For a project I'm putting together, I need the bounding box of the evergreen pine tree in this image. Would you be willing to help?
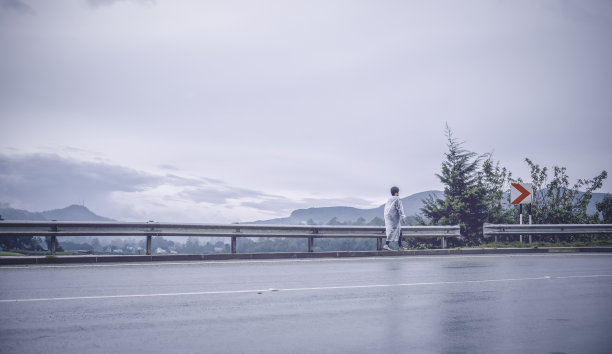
[419,125,513,245]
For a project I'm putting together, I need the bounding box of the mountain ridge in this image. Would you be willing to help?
[0,204,114,222]
[250,190,445,225]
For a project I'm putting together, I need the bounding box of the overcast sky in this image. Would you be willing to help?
[1,0,611,223]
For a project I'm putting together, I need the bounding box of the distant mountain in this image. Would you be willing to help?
[41,205,114,221]
[0,204,114,222]
[571,191,606,215]
[1,188,607,225]
[250,190,445,225]
[0,205,46,221]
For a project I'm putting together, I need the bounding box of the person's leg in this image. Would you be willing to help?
[385,229,391,247]
[384,223,398,250]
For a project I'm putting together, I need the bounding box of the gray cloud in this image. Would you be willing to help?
[1,0,35,15]
[164,174,212,188]
[242,196,378,214]
[0,153,294,221]
[0,154,164,210]
[159,164,178,171]
[178,186,274,205]
[0,154,239,207]
[177,188,239,205]
[87,0,155,7]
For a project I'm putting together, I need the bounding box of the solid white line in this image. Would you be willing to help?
[1,252,610,270]
[0,289,259,303]
[5,274,610,304]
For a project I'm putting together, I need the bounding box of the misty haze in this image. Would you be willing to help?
[1,1,612,353]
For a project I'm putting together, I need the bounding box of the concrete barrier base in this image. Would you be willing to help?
[1,247,611,265]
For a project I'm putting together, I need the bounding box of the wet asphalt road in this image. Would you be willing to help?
[1,253,611,354]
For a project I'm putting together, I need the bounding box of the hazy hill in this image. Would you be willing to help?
[0,205,46,221]
[41,205,114,221]
[251,190,445,225]
[0,204,117,248]
[0,204,113,222]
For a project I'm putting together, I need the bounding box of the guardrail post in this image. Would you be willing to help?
[50,235,57,255]
[146,235,152,255]
[231,228,240,253]
[529,214,533,244]
[377,237,382,250]
[146,220,156,255]
[308,228,318,253]
[50,222,58,255]
[441,236,446,249]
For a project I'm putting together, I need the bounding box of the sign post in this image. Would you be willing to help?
[511,183,533,244]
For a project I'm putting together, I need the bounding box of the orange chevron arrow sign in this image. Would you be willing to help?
[511,183,533,204]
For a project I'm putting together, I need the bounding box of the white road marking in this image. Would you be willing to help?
[1,252,610,270]
[553,274,612,280]
[1,274,610,303]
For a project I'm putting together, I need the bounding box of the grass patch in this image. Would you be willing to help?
[481,239,612,248]
[0,251,25,256]
[0,250,89,256]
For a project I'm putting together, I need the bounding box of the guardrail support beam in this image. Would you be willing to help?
[0,222,463,254]
[483,223,612,244]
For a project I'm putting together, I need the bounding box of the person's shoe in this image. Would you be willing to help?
[398,246,407,251]
[383,244,393,251]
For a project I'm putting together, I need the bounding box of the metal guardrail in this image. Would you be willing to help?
[483,223,612,243]
[0,221,462,255]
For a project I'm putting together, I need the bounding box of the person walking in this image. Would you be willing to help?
[383,186,407,251]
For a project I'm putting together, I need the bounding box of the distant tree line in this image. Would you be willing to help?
[312,216,416,226]
[310,216,384,226]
